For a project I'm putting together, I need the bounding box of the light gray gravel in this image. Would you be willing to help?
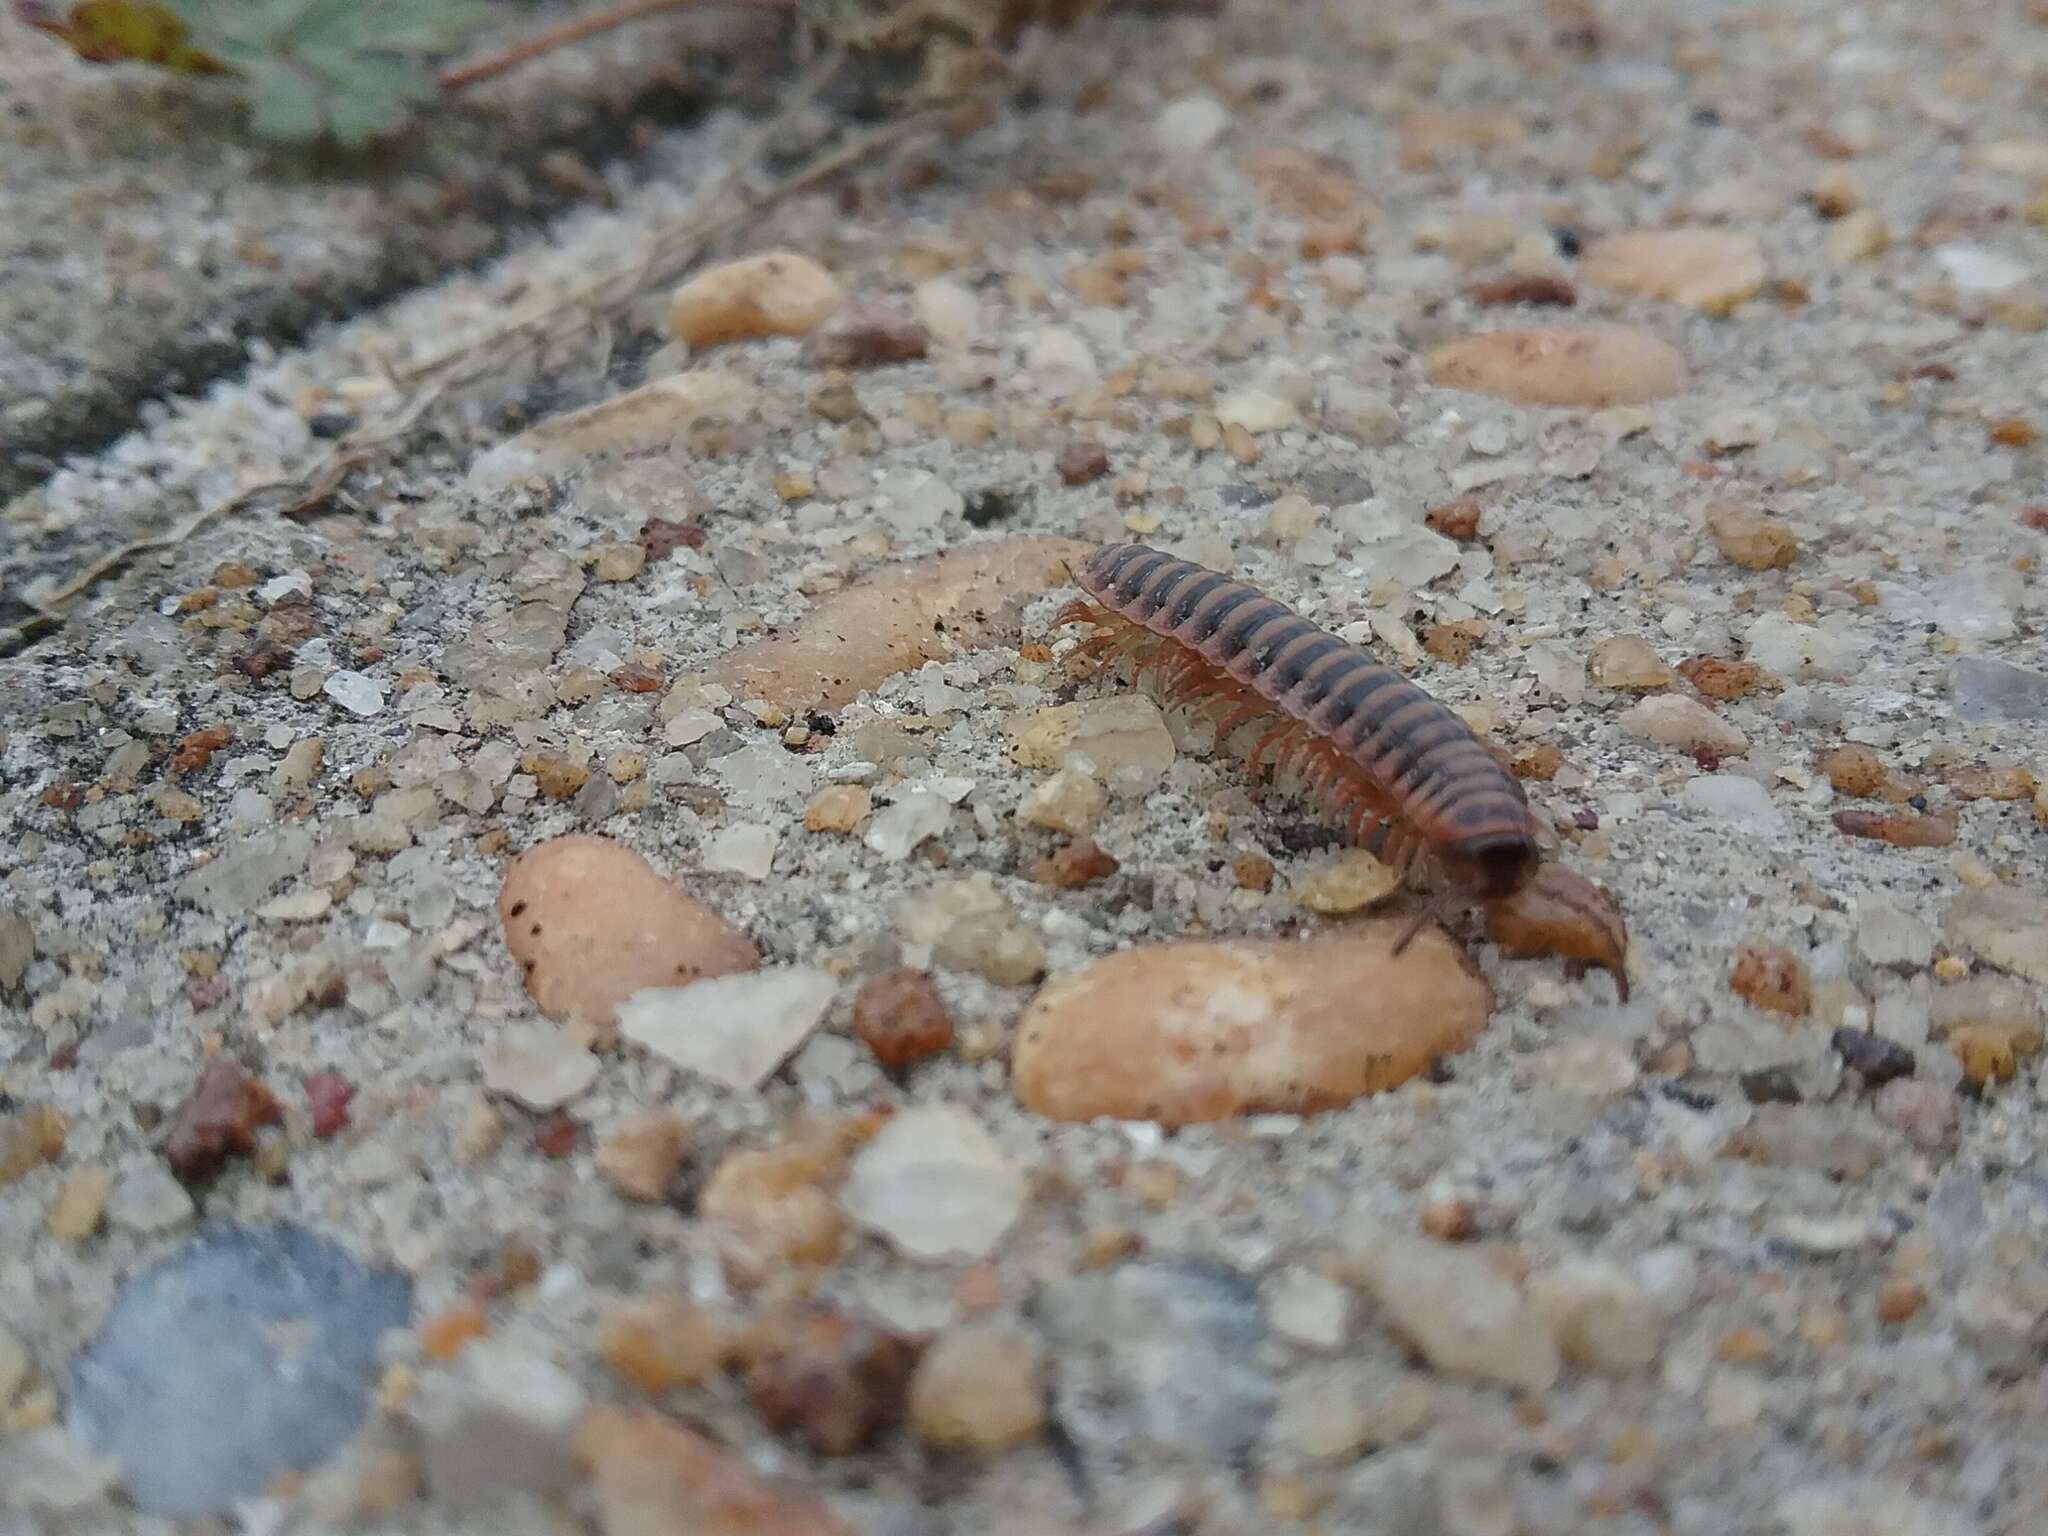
[2,1,2046,1533]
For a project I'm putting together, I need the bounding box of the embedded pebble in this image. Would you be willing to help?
[1154,94,1229,154]
[907,1324,1046,1453]
[593,1110,691,1202]
[1744,612,1864,679]
[864,789,953,862]
[1948,656,2048,722]
[1620,694,1749,755]
[1874,1079,1956,1151]
[1424,326,1687,407]
[482,1024,598,1111]
[1016,767,1106,834]
[414,1343,587,1511]
[1588,635,1673,690]
[1040,1258,1275,1459]
[1854,901,1936,969]
[1686,769,1786,826]
[838,1104,1027,1262]
[499,836,757,1024]
[1292,848,1402,914]
[1934,244,2030,294]
[703,823,778,880]
[712,536,1089,712]
[1706,503,1800,570]
[67,1224,411,1518]
[668,250,844,345]
[320,671,385,718]
[1943,887,2048,985]
[1343,1219,1560,1392]
[1581,228,1767,313]
[106,1161,196,1234]
[1527,1262,1662,1375]
[745,1303,920,1455]
[913,277,978,348]
[1216,388,1301,434]
[1007,695,1176,796]
[851,968,954,1072]
[1264,1266,1354,1351]
[492,371,757,463]
[618,966,836,1092]
[1012,922,1491,1125]
[578,1406,853,1536]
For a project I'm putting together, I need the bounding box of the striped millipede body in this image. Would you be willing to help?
[1055,542,1628,998]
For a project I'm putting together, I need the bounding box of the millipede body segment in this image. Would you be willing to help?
[1055,542,1628,997]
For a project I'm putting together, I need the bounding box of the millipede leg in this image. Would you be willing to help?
[1391,896,1445,955]
[1248,724,1298,777]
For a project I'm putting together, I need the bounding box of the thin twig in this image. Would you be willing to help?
[2,385,447,654]
[437,0,794,94]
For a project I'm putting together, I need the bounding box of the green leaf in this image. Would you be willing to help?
[166,0,487,143]
[244,63,329,141]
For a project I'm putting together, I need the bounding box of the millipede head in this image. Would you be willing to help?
[1437,831,1541,902]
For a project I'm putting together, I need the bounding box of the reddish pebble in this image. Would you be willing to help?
[533,1112,580,1158]
[1469,274,1577,307]
[639,517,707,561]
[1834,808,1958,848]
[1030,837,1121,890]
[1057,439,1111,486]
[1678,655,1768,701]
[612,660,666,693]
[305,1072,354,1138]
[1728,942,1811,1017]
[1424,497,1483,540]
[744,1304,923,1456]
[851,969,954,1072]
[420,1299,489,1361]
[803,311,930,369]
[163,1058,283,1181]
[170,725,233,776]
[1876,1278,1927,1324]
[1419,1199,1478,1241]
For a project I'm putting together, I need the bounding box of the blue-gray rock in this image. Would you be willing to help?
[65,1223,412,1519]
[1038,1257,1276,1461]
[1949,656,2048,722]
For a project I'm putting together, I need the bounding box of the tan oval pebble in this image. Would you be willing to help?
[1581,228,1767,314]
[1012,922,1492,1126]
[669,251,845,347]
[512,371,755,460]
[1425,325,1686,408]
[712,535,1091,713]
[500,835,758,1025]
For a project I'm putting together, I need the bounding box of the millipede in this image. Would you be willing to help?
[1052,542,1630,998]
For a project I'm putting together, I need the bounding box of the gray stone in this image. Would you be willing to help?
[1854,899,1936,969]
[840,1104,1027,1263]
[1041,1258,1277,1460]
[104,1159,197,1235]
[1342,1219,1560,1393]
[412,1341,586,1511]
[66,1223,412,1519]
[1943,886,2048,985]
[0,905,32,990]
[174,825,314,916]
[482,1024,599,1111]
[618,965,836,1091]
[0,1428,119,1518]
[1948,656,2048,722]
